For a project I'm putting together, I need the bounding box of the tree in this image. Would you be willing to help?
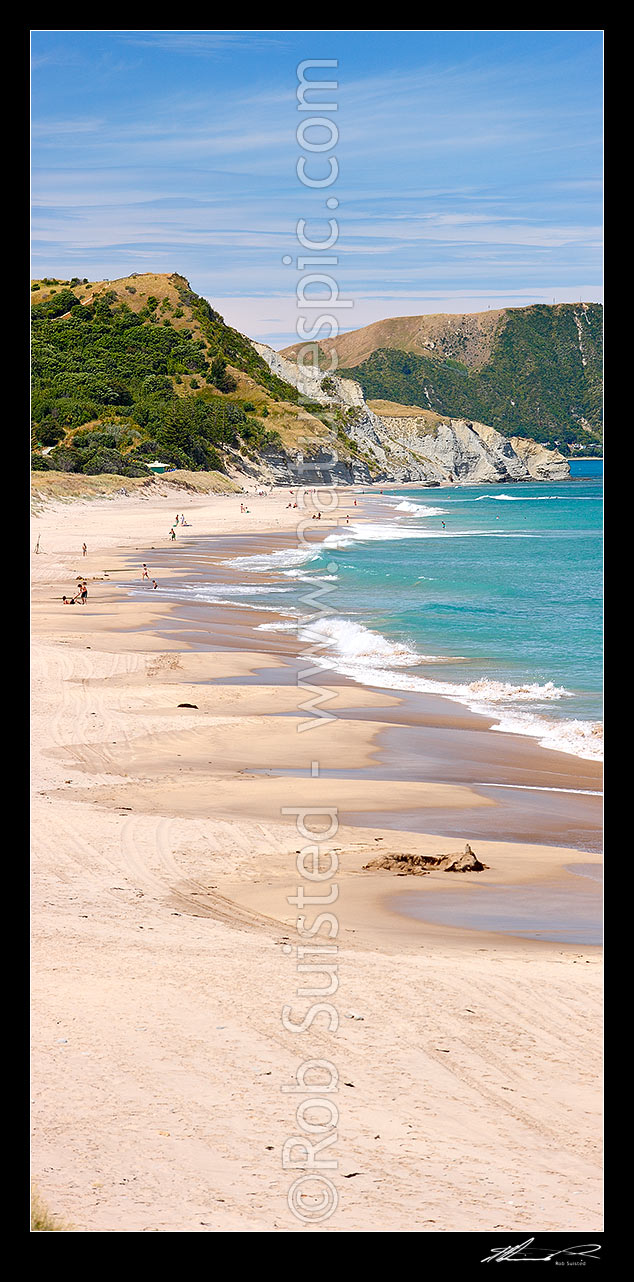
[210,355,237,393]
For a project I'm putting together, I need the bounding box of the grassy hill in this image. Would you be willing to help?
[282,303,603,450]
[31,272,344,478]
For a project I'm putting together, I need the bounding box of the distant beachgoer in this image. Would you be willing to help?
[82,543,87,557]
[174,515,179,525]
[142,564,149,579]
[152,580,158,590]
[62,596,75,605]
[441,521,446,528]
[170,528,176,540]
[79,582,88,604]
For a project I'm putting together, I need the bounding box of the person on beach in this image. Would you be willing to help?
[174,515,179,525]
[152,580,158,590]
[82,543,87,557]
[79,582,88,604]
[169,528,176,540]
[62,596,75,605]
[142,564,149,579]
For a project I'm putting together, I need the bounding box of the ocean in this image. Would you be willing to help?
[223,472,603,763]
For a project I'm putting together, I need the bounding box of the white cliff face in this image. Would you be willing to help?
[510,436,570,480]
[252,339,570,485]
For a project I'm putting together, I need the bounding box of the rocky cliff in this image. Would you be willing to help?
[252,341,569,485]
[280,302,603,452]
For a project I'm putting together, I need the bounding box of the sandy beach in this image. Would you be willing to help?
[30,483,603,1233]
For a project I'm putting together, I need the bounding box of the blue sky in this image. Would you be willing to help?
[31,29,603,348]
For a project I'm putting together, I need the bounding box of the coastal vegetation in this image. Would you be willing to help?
[31,273,300,477]
[31,1187,67,1232]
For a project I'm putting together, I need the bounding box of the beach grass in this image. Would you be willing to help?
[31,468,243,511]
[31,1187,68,1232]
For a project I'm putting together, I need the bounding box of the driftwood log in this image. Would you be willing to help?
[363,842,488,876]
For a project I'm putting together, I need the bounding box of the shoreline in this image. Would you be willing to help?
[31,482,603,1232]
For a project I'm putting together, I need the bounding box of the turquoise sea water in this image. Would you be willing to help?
[226,475,603,761]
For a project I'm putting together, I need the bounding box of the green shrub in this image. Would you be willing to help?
[31,451,52,470]
[47,445,81,472]
[36,423,66,447]
[31,288,79,320]
[73,430,118,450]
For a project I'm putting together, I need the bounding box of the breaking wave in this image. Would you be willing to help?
[298,616,602,761]
[392,500,448,516]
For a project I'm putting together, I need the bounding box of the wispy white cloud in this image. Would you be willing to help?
[118,31,288,55]
[30,30,602,341]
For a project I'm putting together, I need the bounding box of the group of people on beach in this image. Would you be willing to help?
[63,579,88,605]
[169,514,189,539]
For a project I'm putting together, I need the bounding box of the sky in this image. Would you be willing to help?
[31,29,603,348]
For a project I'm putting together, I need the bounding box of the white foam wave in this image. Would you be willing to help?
[299,617,602,761]
[226,546,320,572]
[256,620,300,632]
[299,617,422,667]
[488,709,603,760]
[464,677,571,704]
[187,583,293,598]
[282,569,338,581]
[474,493,560,502]
[393,500,448,516]
[323,522,539,545]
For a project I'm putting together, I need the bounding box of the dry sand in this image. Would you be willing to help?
[31,484,602,1233]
